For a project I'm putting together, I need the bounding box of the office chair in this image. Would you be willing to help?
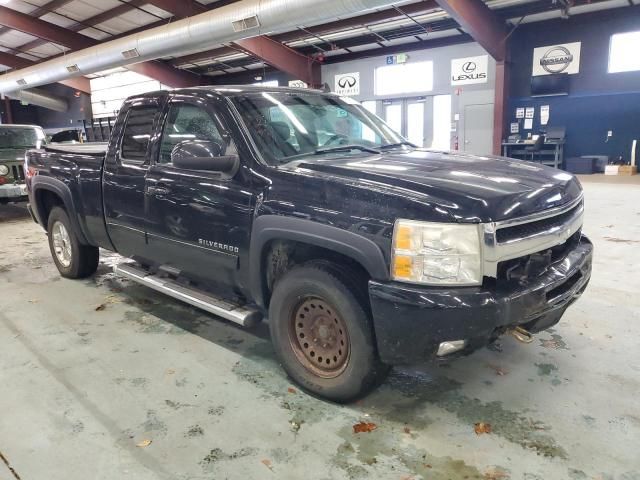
[525,134,545,162]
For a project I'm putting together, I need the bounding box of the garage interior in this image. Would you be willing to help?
[0,0,639,479]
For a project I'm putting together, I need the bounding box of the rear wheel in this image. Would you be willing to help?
[47,207,99,279]
[269,262,389,402]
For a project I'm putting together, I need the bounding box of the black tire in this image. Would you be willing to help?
[47,206,99,279]
[268,262,389,403]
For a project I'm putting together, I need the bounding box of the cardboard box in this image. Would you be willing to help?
[618,165,637,176]
[605,165,619,175]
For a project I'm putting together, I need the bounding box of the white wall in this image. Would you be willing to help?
[321,42,496,150]
[90,70,170,119]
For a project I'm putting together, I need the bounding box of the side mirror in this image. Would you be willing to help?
[171,140,239,173]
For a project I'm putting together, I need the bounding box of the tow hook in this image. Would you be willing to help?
[509,326,534,344]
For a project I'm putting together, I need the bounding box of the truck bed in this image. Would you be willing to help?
[44,143,108,156]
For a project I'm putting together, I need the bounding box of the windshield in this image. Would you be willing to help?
[232,92,407,165]
[0,127,46,149]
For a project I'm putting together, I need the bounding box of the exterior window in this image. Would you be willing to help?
[609,31,640,73]
[121,106,158,162]
[159,103,232,164]
[375,61,434,96]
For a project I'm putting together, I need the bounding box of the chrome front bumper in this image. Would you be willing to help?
[0,183,28,199]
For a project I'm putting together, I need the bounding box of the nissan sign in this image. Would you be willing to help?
[532,42,581,76]
[451,55,489,85]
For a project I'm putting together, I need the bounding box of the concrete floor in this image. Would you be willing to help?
[0,176,638,480]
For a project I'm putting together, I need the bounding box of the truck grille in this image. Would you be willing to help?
[11,165,25,181]
[496,200,583,243]
[482,195,584,279]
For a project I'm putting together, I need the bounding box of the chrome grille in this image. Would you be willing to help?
[482,195,584,278]
[11,165,25,181]
[496,200,583,244]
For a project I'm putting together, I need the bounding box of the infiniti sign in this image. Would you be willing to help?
[335,72,360,96]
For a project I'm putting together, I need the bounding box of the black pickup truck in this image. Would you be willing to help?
[26,86,592,402]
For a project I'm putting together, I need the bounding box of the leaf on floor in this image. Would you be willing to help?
[474,422,492,435]
[484,467,510,479]
[136,439,152,447]
[353,421,377,433]
[403,426,411,434]
[287,387,297,394]
[95,303,107,311]
[487,364,508,376]
[261,459,274,471]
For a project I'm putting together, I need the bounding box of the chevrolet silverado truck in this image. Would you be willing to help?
[0,124,46,203]
[25,86,592,402]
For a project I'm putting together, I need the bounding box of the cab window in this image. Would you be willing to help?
[120,106,158,162]
[159,103,234,164]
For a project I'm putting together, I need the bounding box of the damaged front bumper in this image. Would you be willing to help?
[368,235,593,365]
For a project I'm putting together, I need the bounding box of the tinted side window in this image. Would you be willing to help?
[159,104,230,164]
[121,106,158,162]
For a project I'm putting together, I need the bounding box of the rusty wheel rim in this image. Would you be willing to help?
[289,297,350,378]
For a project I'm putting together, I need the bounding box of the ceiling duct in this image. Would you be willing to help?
[5,89,69,112]
[0,0,398,95]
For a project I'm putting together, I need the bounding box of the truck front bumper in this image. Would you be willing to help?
[0,183,28,201]
[369,235,593,365]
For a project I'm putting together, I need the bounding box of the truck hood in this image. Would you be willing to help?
[290,149,582,223]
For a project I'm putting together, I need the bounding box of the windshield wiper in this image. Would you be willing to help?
[313,145,381,155]
[379,141,416,150]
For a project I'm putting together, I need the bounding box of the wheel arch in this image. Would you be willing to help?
[249,215,389,309]
[32,176,89,244]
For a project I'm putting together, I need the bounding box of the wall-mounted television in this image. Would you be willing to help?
[531,74,570,97]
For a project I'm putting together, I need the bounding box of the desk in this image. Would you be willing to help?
[502,141,565,169]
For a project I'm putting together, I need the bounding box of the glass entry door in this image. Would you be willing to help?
[381,98,429,147]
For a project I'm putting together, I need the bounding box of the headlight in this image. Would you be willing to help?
[0,165,8,176]
[391,220,482,286]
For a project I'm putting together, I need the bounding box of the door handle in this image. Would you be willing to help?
[146,185,170,196]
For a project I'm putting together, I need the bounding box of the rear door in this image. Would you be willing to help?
[144,94,255,290]
[103,96,165,260]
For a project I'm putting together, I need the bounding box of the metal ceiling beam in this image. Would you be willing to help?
[0,51,91,93]
[144,0,207,18]
[17,0,149,52]
[0,0,74,37]
[433,0,508,60]
[0,6,94,50]
[232,36,321,86]
[0,5,200,87]
[170,0,441,67]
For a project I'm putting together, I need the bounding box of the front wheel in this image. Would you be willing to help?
[47,206,99,279]
[268,263,389,402]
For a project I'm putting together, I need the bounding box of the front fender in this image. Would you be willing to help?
[249,215,389,308]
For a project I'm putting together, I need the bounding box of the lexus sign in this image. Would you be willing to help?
[334,72,360,96]
[451,55,489,85]
[532,42,581,76]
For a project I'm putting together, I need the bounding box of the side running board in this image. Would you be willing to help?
[114,263,262,328]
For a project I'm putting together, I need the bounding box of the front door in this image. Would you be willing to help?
[103,97,164,260]
[145,95,254,290]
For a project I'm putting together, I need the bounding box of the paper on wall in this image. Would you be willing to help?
[524,118,533,130]
[525,107,535,119]
[510,123,519,134]
[516,108,525,119]
[540,105,550,125]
